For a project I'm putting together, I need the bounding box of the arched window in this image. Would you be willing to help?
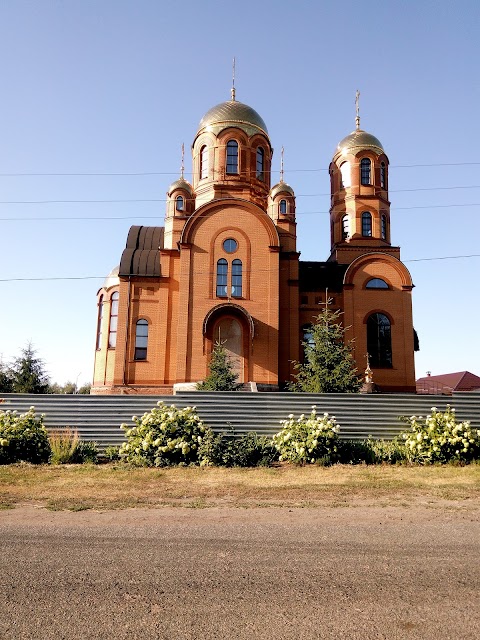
[226,140,238,174]
[108,292,119,348]
[362,211,372,237]
[200,145,208,180]
[360,158,371,185]
[96,295,104,350]
[380,162,387,189]
[216,259,228,297]
[381,214,387,240]
[342,214,349,240]
[279,199,287,214]
[367,313,392,367]
[175,195,184,212]
[231,259,242,298]
[134,319,148,361]
[366,278,389,289]
[256,146,264,180]
[340,161,351,188]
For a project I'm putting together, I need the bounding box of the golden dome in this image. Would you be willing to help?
[270,181,295,199]
[336,129,384,156]
[167,177,193,195]
[197,100,268,137]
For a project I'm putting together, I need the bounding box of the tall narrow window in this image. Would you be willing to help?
[342,214,349,240]
[279,199,287,214]
[367,313,392,367]
[108,292,119,348]
[175,195,184,211]
[216,259,228,297]
[380,161,387,189]
[362,211,372,237]
[256,146,264,180]
[226,140,238,174]
[200,145,208,180]
[134,319,148,361]
[381,214,387,240]
[360,158,371,185]
[231,259,242,298]
[96,295,104,350]
[340,161,351,188]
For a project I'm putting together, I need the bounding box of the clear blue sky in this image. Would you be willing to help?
[0,0,479,386]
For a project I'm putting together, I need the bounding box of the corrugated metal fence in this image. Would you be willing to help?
[1,391,479,449]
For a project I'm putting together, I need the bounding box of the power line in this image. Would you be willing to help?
[1,254,479,283]
[1,184,479,206]
[1,202,479,222]
[1,161,480,177]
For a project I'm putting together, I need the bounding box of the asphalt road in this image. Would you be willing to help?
[0,505,478,639]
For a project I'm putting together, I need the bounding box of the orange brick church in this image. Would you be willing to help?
[92,89,417,394]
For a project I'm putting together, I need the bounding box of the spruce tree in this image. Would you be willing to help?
[289,301,361,393]
[197,342,240,391]
[9,343,50,394]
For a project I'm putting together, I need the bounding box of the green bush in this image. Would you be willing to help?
[49,428,99,464]
[0,407,51,464]
[71,440,98,464]
[199,428,278,467]
[119,402,210,467]
[399,406,480,464]
[103,445,121,462]
[336,438,406,465]
[273,407,339,464]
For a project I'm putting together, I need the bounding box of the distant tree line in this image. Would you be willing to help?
[0,344,90,395]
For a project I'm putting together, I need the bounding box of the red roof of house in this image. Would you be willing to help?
[416,371,480,394]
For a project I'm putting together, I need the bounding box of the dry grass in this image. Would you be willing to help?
[0,463,479,511]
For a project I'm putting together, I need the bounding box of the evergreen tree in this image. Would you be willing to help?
[0,361,13,393]
[197,342,240,391]
[9,343,50,394]
[289,301,361,393]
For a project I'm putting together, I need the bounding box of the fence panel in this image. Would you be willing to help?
[1,392,479,449]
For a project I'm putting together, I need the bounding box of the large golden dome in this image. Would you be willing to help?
[197,100,268,137]
[336,129,384,156]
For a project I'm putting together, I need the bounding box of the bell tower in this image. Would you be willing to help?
[329,91,395,265]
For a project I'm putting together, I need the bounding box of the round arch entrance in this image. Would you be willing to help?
[203,304,254,384]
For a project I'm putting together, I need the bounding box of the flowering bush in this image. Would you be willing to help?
[0,407,51,464]
[273,407,339,464]
[119,402,210,466]
[400,406,480,464]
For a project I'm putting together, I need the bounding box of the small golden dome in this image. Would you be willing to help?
[167,177,193,195]
[270,181,295,199]
[336,129,384,156]
[197,100,268,137]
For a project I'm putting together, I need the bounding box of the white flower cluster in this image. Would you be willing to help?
[119,401,209,466]
[273,406,340,464]
[400,406,480,464]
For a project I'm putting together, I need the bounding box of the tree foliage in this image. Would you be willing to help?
[0,362,13,393]
[8,343,50,394]
[289,303,361,393]
[197,342,240,391]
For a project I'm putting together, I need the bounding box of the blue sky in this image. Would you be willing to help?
[0,0,479,386]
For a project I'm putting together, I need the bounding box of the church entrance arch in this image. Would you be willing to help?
[203,304,254,384]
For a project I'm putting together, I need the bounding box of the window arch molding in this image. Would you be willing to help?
[96,294,104,350]
[279,199,287,214]
[175,195,184,212]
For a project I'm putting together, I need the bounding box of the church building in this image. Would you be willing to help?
[92,89,417,394]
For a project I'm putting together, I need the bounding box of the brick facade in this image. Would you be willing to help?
[92,97,416,394]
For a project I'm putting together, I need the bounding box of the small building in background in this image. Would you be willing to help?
[416,371,480,395]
